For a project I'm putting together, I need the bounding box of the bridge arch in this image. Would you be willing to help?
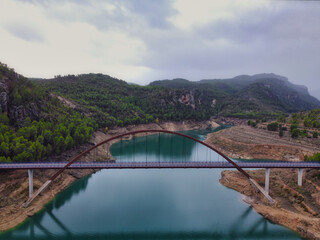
[25,129,269,208]
[49,129,251,181]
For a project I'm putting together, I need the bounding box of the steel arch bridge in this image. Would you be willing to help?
[22,129,273,207]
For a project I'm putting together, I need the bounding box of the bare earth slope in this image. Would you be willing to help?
[206,125,320,161]
[220,170,320,240]
[209,125,320,239]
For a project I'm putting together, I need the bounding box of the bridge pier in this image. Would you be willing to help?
[298,168,304,186]
[28,169,33,198]
[265,168,270,194]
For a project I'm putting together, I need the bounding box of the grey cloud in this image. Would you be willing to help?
[9,0,320,96]
[15,0,176,30]
[135,2,320,93]
[5,22,45,42]
[120,0,177,28]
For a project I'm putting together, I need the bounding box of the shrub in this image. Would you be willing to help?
[267,122,278,131]
[291,128,299,138]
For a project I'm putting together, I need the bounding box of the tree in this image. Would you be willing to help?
[291,128,299,138]
[267,122,278,131]
[277,115,286,123]
[65,135,74,149]
[0,113,9,125]
[279,124,284,137]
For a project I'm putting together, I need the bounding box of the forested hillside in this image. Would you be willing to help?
[151,74,320,118]
[38,73,320,127]
[36,74,218,127]
[2,61,319,163]
[0,63,97,163]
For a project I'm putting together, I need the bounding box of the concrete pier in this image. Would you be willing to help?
[298,168,304,186]
[28,169,33,198]
[265,168,270,194]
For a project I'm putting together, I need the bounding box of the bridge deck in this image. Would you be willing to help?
[1,161,320,169]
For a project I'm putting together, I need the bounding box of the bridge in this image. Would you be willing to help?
[1,161,320,169]
[1,129,319,207]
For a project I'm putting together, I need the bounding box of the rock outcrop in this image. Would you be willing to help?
[0,65,42,124]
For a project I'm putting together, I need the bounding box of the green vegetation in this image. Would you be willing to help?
[290,124,299,138]
[151,74,320,118]
[304,153,320,162]
[284,109,320,139]
[37,74,217,127]
[0,63,97,163]
[267,122,278,131]
[0,114,96,162]
[279,124,284,137]
[302,109,320,128]
[36,73,320,126]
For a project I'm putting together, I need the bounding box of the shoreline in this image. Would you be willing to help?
[220,170,320,240]
[0,119,219,232]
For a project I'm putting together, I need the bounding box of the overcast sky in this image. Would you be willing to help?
[0,0,319,98]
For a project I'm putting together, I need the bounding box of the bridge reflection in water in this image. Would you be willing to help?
[2,206,290,240]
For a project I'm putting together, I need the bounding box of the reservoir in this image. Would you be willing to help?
[0,129,303,239]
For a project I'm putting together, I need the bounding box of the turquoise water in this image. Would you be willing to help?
[0,129,303,239]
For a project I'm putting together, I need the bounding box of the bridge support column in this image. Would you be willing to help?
[265,168,270,194]
[28,169,33,198]
[298,168,304,187]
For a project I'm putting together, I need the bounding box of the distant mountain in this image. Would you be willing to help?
[150,73,320,117]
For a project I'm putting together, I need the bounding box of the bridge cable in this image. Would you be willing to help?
[145,133,147,163]
[183,137,186,162]
[133,134,136,162]
[206,147,208,162]
[170,134,173,162]
[120,137,123,162]
[193,142,196,162]
[158,133,161,163]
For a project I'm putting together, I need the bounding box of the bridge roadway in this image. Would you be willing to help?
[1,161,320,170]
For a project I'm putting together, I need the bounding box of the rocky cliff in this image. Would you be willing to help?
[0,63,43,124]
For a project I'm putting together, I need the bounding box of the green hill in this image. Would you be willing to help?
[36,74,218,127]
[151,73,320,118]
[2,62,319,163]
[0,63,96,163]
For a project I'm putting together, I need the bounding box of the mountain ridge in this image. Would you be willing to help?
[149,73,320,115]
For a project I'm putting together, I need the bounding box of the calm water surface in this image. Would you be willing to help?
[0,129,303,239]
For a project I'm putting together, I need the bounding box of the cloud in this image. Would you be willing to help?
[5,22,45,42]
[0,0,319,95]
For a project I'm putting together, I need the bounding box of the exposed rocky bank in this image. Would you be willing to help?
[220,170,320,240]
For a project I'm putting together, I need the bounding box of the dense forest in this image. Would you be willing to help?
[36,73,320,128]
[36,74,218,127]
[0,63,97,163]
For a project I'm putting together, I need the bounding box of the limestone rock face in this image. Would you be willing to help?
[0,76,10,114]
[0,74,42,124]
